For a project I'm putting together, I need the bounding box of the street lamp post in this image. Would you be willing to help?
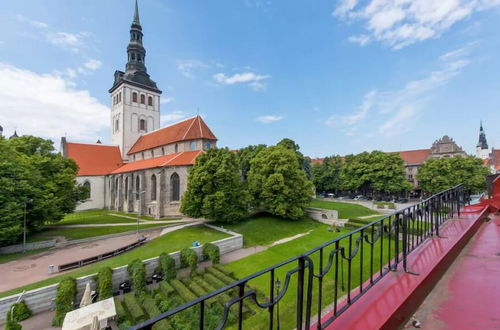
[275,278,281,329]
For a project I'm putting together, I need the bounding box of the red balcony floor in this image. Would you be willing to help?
[408,213,500,330]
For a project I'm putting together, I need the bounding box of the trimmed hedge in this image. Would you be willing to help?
[11,301,32,322]
[203,273,226,289]
[159,281,175,297]
[53,277,77,326]
[202,243,220,264]
[159,253,177,281]
[180,247,198,275]
[170,279,197,302]
[206,267,234,285]
[114,298,127,324]
[123,293,146,323]
[141,296,161,318]
[97,267,113,300]
[213,264,235,278]
[127,259,147,295]
[188,280,208,297]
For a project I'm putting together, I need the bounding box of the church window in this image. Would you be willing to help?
[125,177,129,200]
[190,141,196,151]
[148,96,153,106]
[132,92,138,103]
[118,92,121,103]
[162,147,165,155]
[151,150,154,158]
[140,94,145,104]
[115,118,119,132]
[151,175,157,200]
[137,54,142,62]
[175,144,178,153]
[135,176,140,200]
[131,53,136,61]
[170,172,180,201]
[139,119,146,131]
[83,181,91,199]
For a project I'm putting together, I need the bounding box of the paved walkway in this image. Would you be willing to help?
[47,219,193,228]
[407,214,500,330]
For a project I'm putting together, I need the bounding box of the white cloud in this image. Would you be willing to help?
[160,97,173,104]
[83,59,102,71]
[161,111,187,125]
[213,72,271,90]
[16,14,48,29]
[326,44,472,136]
[45,31,89,52]
[333,0,500,49]
[0,63,109,143]
[176,60,208,78]
[348,34,371,46]
[256,115,284,123]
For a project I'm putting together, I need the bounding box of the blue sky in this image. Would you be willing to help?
[1,0,499,157]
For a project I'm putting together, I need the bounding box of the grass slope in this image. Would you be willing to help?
[0,226,229,298]
[52,210,137,225]
[310,199,378,218]
[218,214,322,247]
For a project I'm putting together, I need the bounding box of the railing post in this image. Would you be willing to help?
[296,256,305,330]
[394,214,400,266]
[434,198,439,237]
[401,212,408,272]
[199,300,204,330]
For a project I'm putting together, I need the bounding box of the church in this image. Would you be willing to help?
[61,1,217,217]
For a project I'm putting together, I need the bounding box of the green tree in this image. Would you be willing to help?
[277,138,311,179]
[311,156,343,193]
[237,144,267,180]
[248,145,313,219]
[417,156,489,194]
[181,148,249,222]
[0,136,86,247]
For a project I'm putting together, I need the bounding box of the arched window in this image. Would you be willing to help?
[190,141,196,151]
[83,181,91,199]
[170,173,180,201]
[115,118,119,132]
[151,175,157,200]
[131,53,136,61]
[148,96,153,106]
[162,147,165,155]
[135,176,140,200]
[118,92,121,103]
[175,144,178,153]
[140,94,145,104]
[125,177,129,200]
[132,92,138,103]
[139,119,146,131]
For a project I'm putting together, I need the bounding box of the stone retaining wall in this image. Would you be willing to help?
[0,225,243,322]
[0,240,56,255]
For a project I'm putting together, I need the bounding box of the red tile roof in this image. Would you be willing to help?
[396,149,431,165]
[127,116,217,155]
[311,158,325,165]
[111,151,202,174]
[66,142,123,176]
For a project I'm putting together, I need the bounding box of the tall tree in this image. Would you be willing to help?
[277,138,311,179]
[0,136,85,247]
[237,144,267,180]
[181,148,249,223]
[312,155,343,193]
[248,146,313,219]
[417,156,489,194]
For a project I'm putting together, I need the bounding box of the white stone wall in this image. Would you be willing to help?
[129,138,216,161]
[75,176,106,211]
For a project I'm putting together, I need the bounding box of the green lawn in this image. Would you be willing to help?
[109,210,182,221]
[0,248,51,264]
[0,226,230,298]
[216,214,322,247]
[28,224,167,242]
[310,199,379,218]
[221,225,394,329]
[52,210,137,225]
[374,202,396,209]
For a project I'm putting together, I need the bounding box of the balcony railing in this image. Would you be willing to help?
[130,184,466,330]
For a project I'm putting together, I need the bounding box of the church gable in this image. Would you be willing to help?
[64,141,123,176]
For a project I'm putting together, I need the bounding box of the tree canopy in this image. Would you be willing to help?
[248,145,313,220]
[180,148,249,223]
[311,155,343,193]
[417,156,489,194]
[0,136,86,247]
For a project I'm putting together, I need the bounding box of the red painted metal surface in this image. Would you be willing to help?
[409,214,500,330]
[313,208,488,330]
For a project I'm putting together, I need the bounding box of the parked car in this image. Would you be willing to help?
[353,195,368,200]
[327,193,335,198]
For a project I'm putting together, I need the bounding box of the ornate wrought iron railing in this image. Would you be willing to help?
[130,184,465,330]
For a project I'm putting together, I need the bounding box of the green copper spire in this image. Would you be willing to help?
[133,0,140,25]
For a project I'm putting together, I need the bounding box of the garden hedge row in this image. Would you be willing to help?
[180,248,198,275]
[127,259,147,294]
[202,243,220,264]
[159,281,175,297]
[97,267,113,300]
[203,273,226,289]
[206,267,234,285]
[123,293,146,323]
[170,279,197,302]
[11,301,32,322]
[114,298,127,324]
[159,253,177,281]
[213,264,235,278]
[188,280,208,297]
[53,277,77,326]
[141,296,161,318]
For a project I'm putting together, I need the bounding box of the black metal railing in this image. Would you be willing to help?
[130,184,465,330]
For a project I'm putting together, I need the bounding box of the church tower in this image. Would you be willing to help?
[109,0,162,159]
[476,121,489,160]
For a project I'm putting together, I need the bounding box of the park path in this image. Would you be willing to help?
[47,219,194,228]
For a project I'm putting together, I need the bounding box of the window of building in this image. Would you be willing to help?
[113,96,116,105]
[115,118,119,132]
[132,92,138,103]
[118,92,121,103]
[204,142,212,150]
[141,152,144,159]
[162,147,165,155]
[140,94,145,104]
[151,150,154,158]
[83,181,91,199]
[148,96,153,106]
[175,144,178,153]
[190,141,196,151]
[132,53,136,61]
[125,177,129,200]
[139,119,146,131]
[151,175,157,201]
[170,173,180,201]
[135,176,140,200]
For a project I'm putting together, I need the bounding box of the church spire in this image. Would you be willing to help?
[477,120,488,150]
[126,0,146,73]
[133,0,140,25]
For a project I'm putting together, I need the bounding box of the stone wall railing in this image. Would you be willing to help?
[0,225,243,322]
[0,240,57,255]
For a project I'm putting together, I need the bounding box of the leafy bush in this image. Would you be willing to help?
[180,248,198,275]
[4,310,21,330]
[159,281,175,297]
[123,293,145,323]
[53,277,77,326]
[11,301,32,321]
[170,279,197,302]
[97,267,113,300]
[127,259,147,295]
[159,253,177,281]
[202,243,220,264]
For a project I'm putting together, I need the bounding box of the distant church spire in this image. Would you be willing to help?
[133,0,140,25]
[477,120,488,150]
[126,0,147,73]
